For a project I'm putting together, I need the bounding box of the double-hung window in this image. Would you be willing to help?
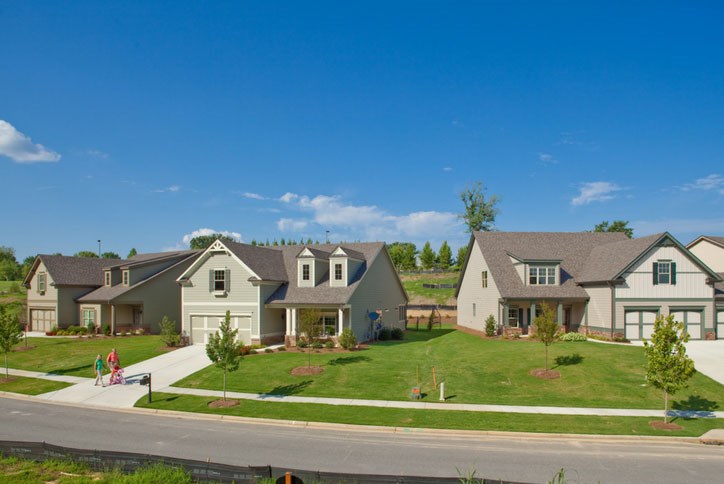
[508,306,519,327]
[104,271,111,286]
[302,264,310,281]
[82,309,95,327]
[213,269,226,291]
[38,273,46,293]
[653,261,675,285]
[529,266,556,285]
[334,263,343,281]
[481,270,488,288]
[122,270,129,286]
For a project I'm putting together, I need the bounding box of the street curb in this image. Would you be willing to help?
[3,391,715,445]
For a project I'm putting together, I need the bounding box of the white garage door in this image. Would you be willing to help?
[189,314,251,345]
[30,309,56,332]
[718,309,724,340]
[671,310,703,340]
[624,310,657,340]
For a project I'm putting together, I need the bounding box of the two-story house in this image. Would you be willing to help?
[24,250,199,333]
[687,235,724,337]
[456,232,722,340]
[176,240,408,345]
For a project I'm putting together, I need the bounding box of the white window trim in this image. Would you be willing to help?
[213,268,227,295]
[122,270,129,287]
[104,271,111,287]
[657,260,672,285]
[302,263,311,281]
[334,263,343,281]
[481,270,488,288]
[38,272,46,294]
[528,266,557,286]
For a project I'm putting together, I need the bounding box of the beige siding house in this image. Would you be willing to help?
[687,235,724,337]
[456,232,722,340]
[177,240,408,346]
[24,251,199,333]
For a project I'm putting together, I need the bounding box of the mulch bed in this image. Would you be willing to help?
[208,399,240,408]
[0,377,18,384]
[291,366,325,376]
[12,345,36,352]
[649,420,683,431]
[529,368,561,380]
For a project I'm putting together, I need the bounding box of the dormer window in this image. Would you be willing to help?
[104,271,111,286]
[334,263,343,281]
[529,266,556,285]
[122,270,129,286]
[302,264,310,281]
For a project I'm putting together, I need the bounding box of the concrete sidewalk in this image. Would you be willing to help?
[629,339,724,385]
[31,345,210,408]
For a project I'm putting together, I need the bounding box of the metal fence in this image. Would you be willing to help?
[421,283,458,289]
[0,440,529,483]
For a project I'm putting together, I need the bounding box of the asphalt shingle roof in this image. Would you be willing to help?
[577,233,665,283]
[472,232,630,299]
[38,255,124,286]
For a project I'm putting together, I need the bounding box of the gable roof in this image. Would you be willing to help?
[687,235,724,250]
[25,254,124,287]
[461,232,629,299]
[223,241,289,281]
[577,233,666,283]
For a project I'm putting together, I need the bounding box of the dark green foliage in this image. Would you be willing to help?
[378,327,391,341]
[420,242,436,270]
[101,252,120,259]
[338,328,357,350]
[0,309,22,377]
[532,302,559,370]
[485,314,497,337]
[387,242,418,271]
[189,234,237,250]
[102,323,111,336]
[593,220,633,238]
[437,241,453,270]
[127,247,138,258]
[0,246,21,281]
[391,327,404,340]
[459,181,500,233]
[74,251,99,258]
[206,310,242,400]
[324,339,335,348]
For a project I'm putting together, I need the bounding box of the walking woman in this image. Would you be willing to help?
[94,354,105,386]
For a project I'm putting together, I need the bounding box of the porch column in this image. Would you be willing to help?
[530,301,536,325]
[291,308,298,335]
[338,308,344,336]
[111,304,116,335]
[503,303,509,327]
[285,308,292,335]
[557,302,563,325]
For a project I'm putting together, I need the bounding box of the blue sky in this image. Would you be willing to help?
[2,1,723,261]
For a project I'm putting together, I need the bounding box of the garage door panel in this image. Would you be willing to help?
[718,310,724,339]
[30,309,56,332]
[190,314,251,345]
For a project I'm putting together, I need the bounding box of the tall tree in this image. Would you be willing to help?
[593,220,633,238]
[455,246,468,271]
[205,310,242,401]
[437,241,453,270]
[459,181,500,233]
[101,252,120,259]
[532,302,559,371]
[0,310,22,379]
[0,247,20,281]
[21,255,36,279]
[127,248,138,258]
[298,308,322,368]
[189,234,238,250]
[419,242,436,270]
[387,242,417,271]
[73,251,98,258]
[643,315,696,423]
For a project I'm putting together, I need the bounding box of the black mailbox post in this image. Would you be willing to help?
[140,373,151,403]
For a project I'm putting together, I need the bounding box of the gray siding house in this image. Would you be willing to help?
[456,232,722,340]
[24,251,199,333]
[176,240,408,346]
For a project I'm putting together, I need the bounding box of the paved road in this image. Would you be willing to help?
[1,398,722,483]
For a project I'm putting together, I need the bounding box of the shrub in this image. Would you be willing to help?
[485,314,497,337]
[338,328,357,350]
[249,349,258,355]
[311,341,323,349]
[378,327,391,341]
[559,332,587,342]
[158,316,180,347]
[297,339,309,349]
[56,330,67,336]
[277,346,286,352]
[102,323,111,336]
[8,282,21,293]
[86,321,96,337]
[66,325,87,335]
[390,327,404,340]
[324,339,335,349]
[264,348,274,353]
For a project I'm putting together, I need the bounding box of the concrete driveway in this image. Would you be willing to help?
[685,340,724,385]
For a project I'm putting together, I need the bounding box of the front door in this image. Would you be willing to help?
[133,307,143,328]
[564,307,572,332]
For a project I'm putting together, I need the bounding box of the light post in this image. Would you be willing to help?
[97,240,101,257]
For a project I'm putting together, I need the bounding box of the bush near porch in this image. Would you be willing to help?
[6,336,169,377]
[175,327,724,411]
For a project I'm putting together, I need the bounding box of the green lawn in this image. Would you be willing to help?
[400,273,458,304]
[6,336,171,377]
[138,392,724,437]
[0,281,25,295]
[176,328,724,411]
[0,375,71,395]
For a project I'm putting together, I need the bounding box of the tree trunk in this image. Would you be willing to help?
[664,390,669,424]
[544,344,549,371]
[223,369,227,401]
[5,353,8,379]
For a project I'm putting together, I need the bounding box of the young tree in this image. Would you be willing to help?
[158,316,180,347]
[437,241,453,270]
[459,181,500,233]
[643,315,696,423]
[206,310,242,401]
[189,234,238,250]
[532,302,559,371]
[21,255,36,280]
[485,314,497,337]
[419,242,436,270]
[298,308,322,368]
[0,310,22,379]
[593,220,633,238]
[127,248,138,258]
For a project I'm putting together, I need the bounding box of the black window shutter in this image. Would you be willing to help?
[209,269,214,292]
[225,269,231,292]
[671,262,676,285]
[652,262,659,285]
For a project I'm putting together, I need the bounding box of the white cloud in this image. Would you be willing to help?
[181,228,242,246]
[277,218,309,232]
[443,166,453,172]
[681,174,724,195]
[571,182,621,206]
[538,152,557,164]
[279,192,298,203]
[86,148,109,159]
[153,185,181,193]
[242,192,266,200]
[0,120,61,163]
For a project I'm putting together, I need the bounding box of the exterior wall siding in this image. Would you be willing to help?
[457,244,501,332]
[348,252,407,342]
[259,284,284,342]
[689,239,724,272]
[584,285,612,332]
[57,287,97,327]
[329,258,346,287]
[26,261,59,329]
[128,258,181,286]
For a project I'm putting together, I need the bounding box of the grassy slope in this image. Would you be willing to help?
[400,273,458,305]
[6,336,169,377]
[138,392,724,437]
[0,375,71,395]
[175,328,724,410]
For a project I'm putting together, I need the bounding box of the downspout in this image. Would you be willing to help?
[609,282,616,339]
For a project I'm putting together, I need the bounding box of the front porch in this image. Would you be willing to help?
[499,299,587,335]
[281,306,350,346]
